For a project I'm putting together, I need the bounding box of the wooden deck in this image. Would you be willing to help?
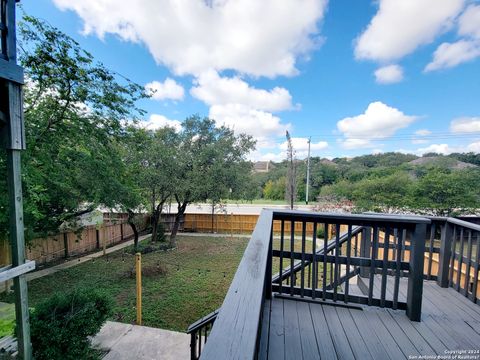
[259,278,480,359]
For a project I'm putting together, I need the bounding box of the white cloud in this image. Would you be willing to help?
[467,141,480,152]
[425,4,480,72]
[374,64,404,84]
[458,4,480,39]
[337,102,417,148]
[415,129,432,136]
[411,129,431,144]
[191,70,293,111]
[416,143,452,154]
[279,137,328,152]
[450,117,480,133]
[355,0,464,62]
[411,139,430,144]
[340,138,375,150]
[140,114,182,131]
[415,140,480,155]
[145,78,184,101]
[257,152,286,162]
[425,40,480,71]
[53,0,327,77]
[209,103,291,141]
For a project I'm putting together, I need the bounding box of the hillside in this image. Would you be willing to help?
[248,152,480,214]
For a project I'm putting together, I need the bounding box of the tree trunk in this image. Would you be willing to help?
[170,198,187,248]
[151,200,167,242]
[151,211,159,243]
[127,210,139,251]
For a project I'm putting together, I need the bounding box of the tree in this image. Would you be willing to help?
[414,168,480,215]
[170,116,254,246]
[136,127,178,242]
[0,16,146,240]
[285,131,297,209]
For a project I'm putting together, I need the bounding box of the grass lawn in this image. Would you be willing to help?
[0,235,248,333]
[0,302,15,337]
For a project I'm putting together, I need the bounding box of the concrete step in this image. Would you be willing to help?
[92,321,189,360]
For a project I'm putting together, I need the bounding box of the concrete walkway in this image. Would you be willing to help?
[92,321,189,360]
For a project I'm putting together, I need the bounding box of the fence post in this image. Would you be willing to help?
[437,221,453,288]
[120,223,124,241]
[406,222,427,321]
[359,227,371,278]
[96,229,100,249]
[136,253,142,325]
[63,233,69,259]
[103,227,107,256]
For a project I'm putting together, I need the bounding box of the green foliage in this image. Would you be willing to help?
[263,177,286,200]
[316,225,325,239]
[0,16,146,241]
[414,168,479,214]
[29,288,113,360]
[155,221,166,242]
[0,303,15,337]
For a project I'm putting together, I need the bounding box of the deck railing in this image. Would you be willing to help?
[270,211,429,319]
[192,211,480,359]
[196,210,431,360]
[186,309,218,360]
[437,217,480,303]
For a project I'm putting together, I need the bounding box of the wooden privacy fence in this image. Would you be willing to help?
[184,213,332,235]
[0,214,149,268]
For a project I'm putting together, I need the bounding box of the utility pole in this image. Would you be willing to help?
[0,1,33,358]
[305,137,311,205]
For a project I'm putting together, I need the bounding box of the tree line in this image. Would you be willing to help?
[252,152,480,215]
[0,16,254,250]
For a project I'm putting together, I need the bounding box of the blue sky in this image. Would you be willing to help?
[22,0,480,160]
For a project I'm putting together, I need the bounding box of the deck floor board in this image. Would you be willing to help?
[261,278,480,359]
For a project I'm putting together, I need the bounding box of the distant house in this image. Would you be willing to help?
[253,161,274,173]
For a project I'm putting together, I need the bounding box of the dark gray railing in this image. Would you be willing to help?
[199,210,273,360]
[437,217,480,303]
[186,309,218,360]
[197,210,430,360]
[270,211,429,320]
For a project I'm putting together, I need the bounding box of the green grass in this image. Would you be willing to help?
[0,302,15,337]
[0,235,248,333]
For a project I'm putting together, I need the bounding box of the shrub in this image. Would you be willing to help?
[155,221,166,242]
[29,288,113,360]
[316,225,325,239]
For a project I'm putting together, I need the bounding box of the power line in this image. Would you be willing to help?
[293,131,480,141]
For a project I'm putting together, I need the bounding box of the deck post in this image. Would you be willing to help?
[265,227,273,299]
[437,221,453,288]
[359,227,371,278]
[406,223,426,321]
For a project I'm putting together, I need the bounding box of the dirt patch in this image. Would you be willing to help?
[124,264,168,279]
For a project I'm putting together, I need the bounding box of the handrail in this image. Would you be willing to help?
[187,309,219,334]
[271,225,363,284]
[200,210,273,360]
[273,210,430,225]
[446,217,480,232]
[187,309,219,360]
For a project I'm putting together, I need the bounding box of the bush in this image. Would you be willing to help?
[155,221,166,242]
[316,225,325,239]
[29,288,113,360]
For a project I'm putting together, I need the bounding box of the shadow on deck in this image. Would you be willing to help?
[260,278,480,359]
